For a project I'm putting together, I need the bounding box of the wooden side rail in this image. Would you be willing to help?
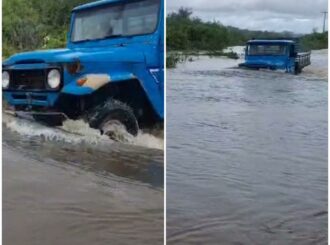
[295,51,311,68]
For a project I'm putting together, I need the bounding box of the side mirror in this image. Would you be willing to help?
[289,45,297,57]
[290,51,297,57]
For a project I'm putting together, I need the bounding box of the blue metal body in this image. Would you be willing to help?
[240,40,296,72]
[3,0,164,121]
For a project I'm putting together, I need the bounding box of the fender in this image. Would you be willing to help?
[62,69,163,119]
[62,72,136,95]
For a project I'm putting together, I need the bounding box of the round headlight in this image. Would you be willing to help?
[2,71,10,89]
[47,69,61,89]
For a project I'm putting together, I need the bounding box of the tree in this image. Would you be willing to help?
[3,0,93,57]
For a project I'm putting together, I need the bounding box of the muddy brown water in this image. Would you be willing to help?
[167,49,328,244]
[3,115,163,245]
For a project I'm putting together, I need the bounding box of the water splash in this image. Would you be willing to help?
[302,49,328,80]
[3,113,163,150]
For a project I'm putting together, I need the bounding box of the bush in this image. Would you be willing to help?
[300,32,328,50]
[3,0,92,57]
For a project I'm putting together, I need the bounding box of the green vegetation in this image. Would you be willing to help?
[300,31,328,50]
[167,9,229,51]
[167,8,328,67]
[3,2,328,62]
[166,53,181,69]
[3,0,93,57]
[167,8,297,52]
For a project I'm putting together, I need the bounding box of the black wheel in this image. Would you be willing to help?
[294,62,301,75]
[88,99,139,137]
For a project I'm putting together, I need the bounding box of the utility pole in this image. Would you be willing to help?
[321,11,327,33]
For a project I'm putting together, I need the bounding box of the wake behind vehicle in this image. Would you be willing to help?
[239,39,311,74]
[3,0,164,137]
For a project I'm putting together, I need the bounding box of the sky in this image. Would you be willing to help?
[167,0,328,34]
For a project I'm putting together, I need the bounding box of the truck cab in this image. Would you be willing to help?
[3,0,164,136]
[239,39,311,74]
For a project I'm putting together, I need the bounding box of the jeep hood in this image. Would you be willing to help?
[3,47,145,66]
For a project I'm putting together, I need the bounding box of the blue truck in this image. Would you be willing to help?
[3,0,164,137]
[239,39,311,74]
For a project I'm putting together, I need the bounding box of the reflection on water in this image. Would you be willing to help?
[167,49,328,244]
[3,115,163,245]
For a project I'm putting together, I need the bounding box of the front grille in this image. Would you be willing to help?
[12,94,47,101]
[11,70,46,90]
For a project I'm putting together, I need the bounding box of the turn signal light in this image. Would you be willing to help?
[77,77,87,86]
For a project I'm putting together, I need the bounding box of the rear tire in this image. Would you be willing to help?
[88,99,139,136]
[294,62,302,75]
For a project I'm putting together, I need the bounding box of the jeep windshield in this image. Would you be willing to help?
[71,0,160,42]
[247,44,288,56]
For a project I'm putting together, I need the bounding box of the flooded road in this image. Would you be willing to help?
[167,49,327,244]
[3,115,163,245]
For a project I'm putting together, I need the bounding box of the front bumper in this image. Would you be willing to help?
[3,91,60,107]
[5,110,68,126]
[239,63,277,69]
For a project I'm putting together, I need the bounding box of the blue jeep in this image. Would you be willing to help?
[3,0,164,137]
[239,39,311,74]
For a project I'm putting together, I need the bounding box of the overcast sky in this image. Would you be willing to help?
[167,0,328,34]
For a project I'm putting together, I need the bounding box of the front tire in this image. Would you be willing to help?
[88,99,139,137]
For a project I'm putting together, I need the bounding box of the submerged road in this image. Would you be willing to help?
[3,115,164,245]
[167,49,327,244]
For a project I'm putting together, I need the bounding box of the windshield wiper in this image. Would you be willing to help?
[73,34,124,43]
[101,34,124,39]
[73,38,93,43]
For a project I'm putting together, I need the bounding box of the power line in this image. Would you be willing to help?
[321,11,327,33]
